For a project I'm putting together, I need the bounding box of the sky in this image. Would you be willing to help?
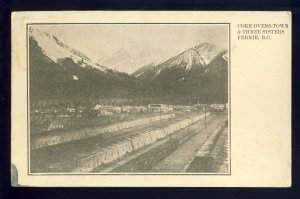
[33,24,228,73]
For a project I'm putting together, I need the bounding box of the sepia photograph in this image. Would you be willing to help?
[28,24,230,174]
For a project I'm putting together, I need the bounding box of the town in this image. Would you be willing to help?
[30,103,227,135]
[30,102,229,173]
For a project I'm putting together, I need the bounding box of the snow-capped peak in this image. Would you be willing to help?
[154,42,220,76]
[29,27,107,72]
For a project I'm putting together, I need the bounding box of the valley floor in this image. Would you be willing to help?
[30,110,229,174]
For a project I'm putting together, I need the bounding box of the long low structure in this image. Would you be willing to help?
[31,113,176,150]
[73,112,210,172]
[186,122,226,172]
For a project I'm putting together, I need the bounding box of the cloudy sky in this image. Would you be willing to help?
[32,24,228,73]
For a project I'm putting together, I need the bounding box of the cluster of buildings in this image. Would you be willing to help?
[30,103,227,133]
[31,104,175,120]
[30,104,175,132]
[93,105,148,116]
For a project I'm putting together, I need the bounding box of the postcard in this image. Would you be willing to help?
[11,11,291,187]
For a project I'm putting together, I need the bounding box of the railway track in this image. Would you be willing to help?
[30,112,204,172]
[210,127,229,173]
[74,112,211,172]
[95,114,217,173]
[150,113,227,173]
[31,113,176,149]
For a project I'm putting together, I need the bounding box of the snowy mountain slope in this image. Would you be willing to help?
[150,49,229,102]
[98,45,168,74]
[99,48,137,73]
[29,27,107,72]
[134,42,225,80]
[130,42,228,103]
[29,30,148,101]
[155,42,220,76]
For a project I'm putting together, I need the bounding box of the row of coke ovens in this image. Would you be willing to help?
[73,112,210,172]
[186,120,226,172]
[31,113,176,150]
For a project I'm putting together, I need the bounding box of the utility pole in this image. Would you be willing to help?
[204,105,207,129]
[160,106,162,123]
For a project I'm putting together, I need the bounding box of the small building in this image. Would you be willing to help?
[101,106,121,114]
[194,104,208,111]
[148,104,168,113]
[66,107,76,113]
[121,106,132,113]
[43,120,65,131]
[94,104,102,111]
[44,114,54,118]
[131,106,147,113]
[210,104,225,112]
[167,105,174,111]
[99,110,113,116]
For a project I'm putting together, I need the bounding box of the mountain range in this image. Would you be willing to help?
[97,45,167,74]
[29,28,228,104]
